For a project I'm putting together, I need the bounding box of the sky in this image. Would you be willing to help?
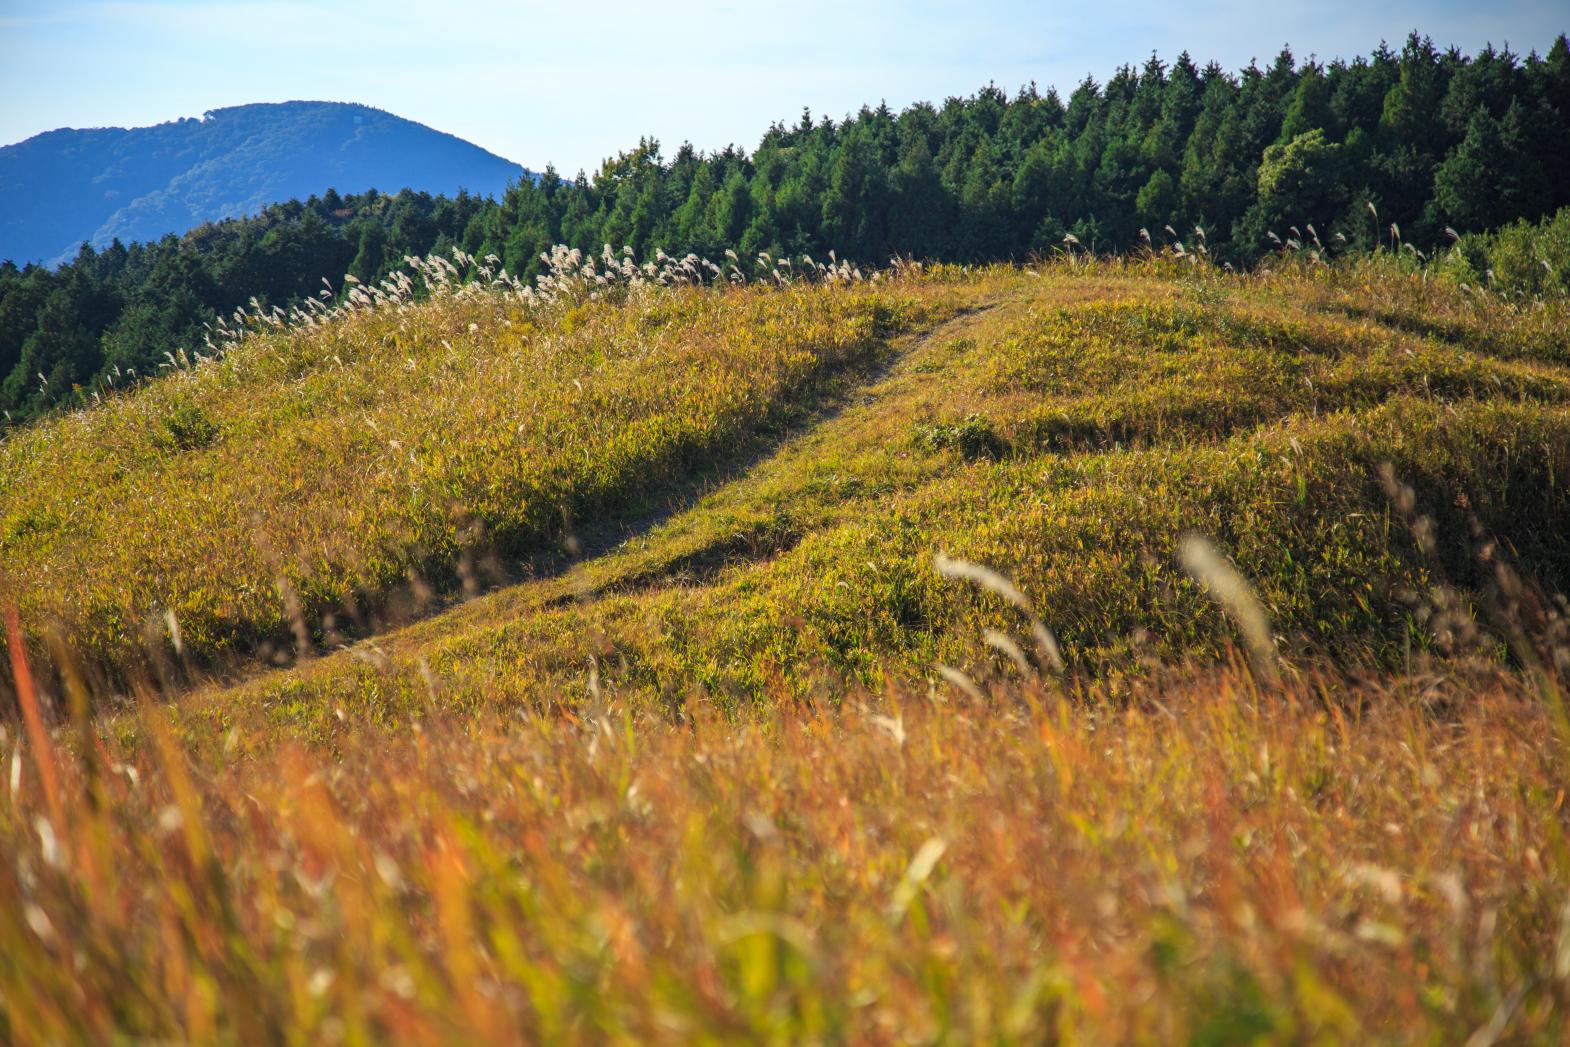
[2,0,1566,173]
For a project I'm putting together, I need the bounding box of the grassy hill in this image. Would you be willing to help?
[5,251,1570,720]
[3,251,1570,1041]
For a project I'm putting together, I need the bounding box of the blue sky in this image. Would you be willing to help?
[2,1,1565,172]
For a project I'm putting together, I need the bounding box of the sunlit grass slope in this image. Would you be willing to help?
[141,260,1570,738]
[5,255,1570,1044]
[0,268,973,676]
[2,256,1568,722]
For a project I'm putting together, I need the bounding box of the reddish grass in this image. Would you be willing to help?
[1,665,1566,1043]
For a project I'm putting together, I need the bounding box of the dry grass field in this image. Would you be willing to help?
[3,251,1570,1042]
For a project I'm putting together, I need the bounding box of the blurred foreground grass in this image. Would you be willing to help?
[5,664,1570,1042]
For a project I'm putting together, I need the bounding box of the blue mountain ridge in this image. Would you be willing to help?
[0,101,531,266]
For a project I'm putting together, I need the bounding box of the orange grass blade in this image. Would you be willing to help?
[138,687,212,870]
[5,601,65,832]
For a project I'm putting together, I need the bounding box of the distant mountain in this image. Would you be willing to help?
[0,101,530,265]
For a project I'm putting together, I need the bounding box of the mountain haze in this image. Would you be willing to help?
[0,101,530,265]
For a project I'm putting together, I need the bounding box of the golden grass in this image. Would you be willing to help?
[4,255,1570,1041]
[0,271,981,678]
[147,260,1570,738]
[4,665,1568,1042]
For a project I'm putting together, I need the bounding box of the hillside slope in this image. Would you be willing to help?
[5,255,1570,1042]
[206,262,1570,735]
[0,101,529,265]
[3,252,1569,730]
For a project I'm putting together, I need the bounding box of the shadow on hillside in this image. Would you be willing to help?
[130,302,1002,700]
[1323,300,1569,363]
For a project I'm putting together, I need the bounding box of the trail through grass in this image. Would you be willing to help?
[0,274,984,679]
[149,262,1570,738]
[5,257,1570,1043]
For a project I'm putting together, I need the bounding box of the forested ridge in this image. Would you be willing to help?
[2,33,1568,425]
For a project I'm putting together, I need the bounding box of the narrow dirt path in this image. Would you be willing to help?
[177,287,1019,705]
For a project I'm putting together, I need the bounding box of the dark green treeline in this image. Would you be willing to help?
[3,33,1568,423]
